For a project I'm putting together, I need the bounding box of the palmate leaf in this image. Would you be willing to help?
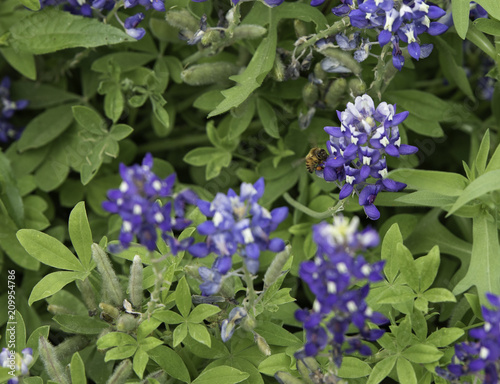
[8,8,134,54]
[453,211,500,305]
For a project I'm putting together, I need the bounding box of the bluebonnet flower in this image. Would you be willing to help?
[221,307,247,342]
[189,178,288,295]
[102,153,197,252]
[0,77,28,144]
[295,216,386,363]
[436,293,500,384]
[470,2,488,20]
[0,348,33,384]
[124,13,146,40]
[190,0,283,7]
[332,0,448,69]
[315,94,415,220]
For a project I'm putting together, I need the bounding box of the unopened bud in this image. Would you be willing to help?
[254,333,271,356]
[181,62,240,86]
[47,304,73,315]
[92,243,124,306]
[270,54,286,82]
[144,370,168,384]
[201,30,224,45]
[294,19,308,38]
[313,62,327,82]
[302,82,319,106]
[221,307,247,342]
[55,335,90,362]
[264,245,292,288]
[165,9,198,33]
[99,303,120,320]
[275,372,304,384]
[106,359,132,384]
[241,314,256,331]
[233,25,267,40]
[39,337,70,384]
[76,278,97,314]
[116,314,139,332]
[129,255,143,309]
[325,78,347,109]
[348,78,366,97]
[321,48,362,75]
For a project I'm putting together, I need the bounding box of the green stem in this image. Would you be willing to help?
[243,266,257,315]
[137,134,210,153]
[145,251,165,318]
[367,44,391,100]
[296,16,351,56]
[284,192,341,219]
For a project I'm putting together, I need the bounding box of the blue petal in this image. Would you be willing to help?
[363,204,380,220]
[408,42,421,60]
[188,243,209,258]
[339,183,353,199]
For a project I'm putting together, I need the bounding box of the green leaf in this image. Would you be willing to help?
[54,314,110,334]
[104,86,124,123]
[402,114,444,137]
[453,212,500,304]
[257,98,279,138]
[337,357,372,378]
[97,332,137,349]
[18,0,41,11]
[17,105,73,152]
[396,243,419,292]
[175,276,191,318]
[426,328,464,347]
[385,91,449,122]
[173,322,188,347]
[68,202,93,271]
[258,354,291,376]
[133,348,149,379]
[466,22,497,59]
[11,81,81,109]
[17,229,84,271]
[396,358,417,384]
[193,366,249,384]
[0,47,36,80]
[138,337,163,352]
[91,52,156,73]
[188,304,221,323]
[366,355,397,384]
[0,152,24,228]
[28,271,86,305]
[148,345,191,383]
[154,310,185,324]
[70,353,86,384]
[72,106,106,135]
[414,246,440,292]
[452,0,471,39]
[188,322,211,347]
[9,8,134,54]
[254,322,301,346]
[389,169,468,197]
[395,191,456,207]
[474,18,500,36]
[402,344,443,363]
[104,345,137,361]
[447,169,500,216]
[423,288,456,303]
[26,325,50,363]
[381,223,403,283]
[475,0,500,19]
[110,124,134,141]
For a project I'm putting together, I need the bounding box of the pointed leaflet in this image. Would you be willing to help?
[453,211,500,304]
[29,271,87,305]
[69,202,93,271]
[451,0,471,39]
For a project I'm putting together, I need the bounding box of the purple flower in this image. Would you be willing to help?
[0,77,28,144]
[124,13,146,40]
[0,348,33,383]
[295,216,386,363]
[102,153,196,252]
[189,178,288,295]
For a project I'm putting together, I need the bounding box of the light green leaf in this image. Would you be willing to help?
[18,0,41,10]
[193,366,249,384]
[68,202,93,271]
[474,18,500,36]
[109,124,134,141]
[402,344,443,363]
[28,271,86,305]
[133,348,149,379]
[389,169,468,197]
[453,212,500,304]
[54,314,110,334]
[396,243,419,292]
[70,353,86,384]
[447,169,500,216]
[452,0,471,39]
[475,0,500,19]
[426,328,464,347]
[97,332,137,349]
[254,322,301,346]
[175,276,191,318]
[258,354,291,376]
[396,358,417,384]
[148,345,191,383]
[385,90,449,121]
[366,355,397,384]
[188,322,211,347]
[138,337,163,352]
[414,246,440,292]
[72,106,106,135]
[9,8,134,54]
[423,288,456,303]
[17,105,73,152]
[173,322,188,347]
[0,47,36,80]
[154,310,185,324]
[257,98,279,138]
[188,304,221,323]
[466,22,497,59]
[104,345,137,361]
[381,223,403,283]
[337,357,372,378]
[17,229,84,271]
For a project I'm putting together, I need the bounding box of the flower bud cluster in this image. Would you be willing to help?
[0,77,29,143]
[316,93,417,220]
[436,293,500,384]
[0,348,33,384]
[189,178,288,295]
[102,153,197,252]
[328,0,448,70]
[295,216,386,364]
[40,0,162,40]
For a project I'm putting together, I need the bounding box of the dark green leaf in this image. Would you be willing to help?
[193,366,249,384]
[389,169,468,197]
[54,314,110,334]
[68,202,93,271]
[401,344,443,363]
[0,47,36,80]
[257,98,279,138]
[149,345,191,383]
[337,357,372,378]
[18,0,41,11]
[28,271,86,305]
[91,52,156,73]
[72,106,106,135]
[70,353,86,384]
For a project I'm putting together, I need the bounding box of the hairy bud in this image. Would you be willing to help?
[92,243,124,306]
[129,255,143,309]
[39,337,70,384]
[181,63,240,86]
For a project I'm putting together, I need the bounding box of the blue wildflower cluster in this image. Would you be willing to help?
[0,77,28,144]
[39,0,164,39]
[0,348,33,384]
[326,0,448,70]
[295,216,386,364]
[315,94,417,220]
[191,0,283,8]
[102,153,197,252]
[188,178,288,295]
[436,293,500,384]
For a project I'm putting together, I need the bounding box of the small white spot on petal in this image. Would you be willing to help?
[363,156,371,165]
[213,211,223,227]
[327,281,337,294]
[152,180,162,192]
[119,181,129,193]
[133,204,142,215]
[242,228,254,244]
[479,347,490,359]
[395,137,401,147]
[365,307,373,316]
[380,136,390,147]
[361,264,371,276]
[346,175,355,184]
[154,212,164,223]
[337,262,348,273]
[484,322,492,332]
[313,300,321,312]
[378,168,388,179]
[117,198,123,206]
[347,301,357,312]
[123,221,132,232]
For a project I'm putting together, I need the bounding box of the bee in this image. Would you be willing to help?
[305,147,329,173]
